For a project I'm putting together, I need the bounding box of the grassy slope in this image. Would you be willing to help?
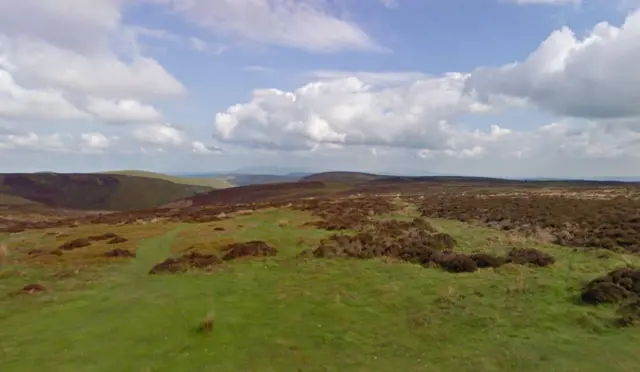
[103,170,233,189]
[2,209,640,371]
[0,173,213,211]
[0,194,44,207]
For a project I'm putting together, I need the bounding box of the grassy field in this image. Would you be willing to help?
[102,170,233,189]
[2,207,640,371]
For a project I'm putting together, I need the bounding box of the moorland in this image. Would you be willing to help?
[2,170,640,371]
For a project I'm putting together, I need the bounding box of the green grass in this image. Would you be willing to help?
[102,170,233,189]
[2,212,640,371]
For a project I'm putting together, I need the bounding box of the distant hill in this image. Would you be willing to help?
[229,174,305,186]
[175,172,307,186]
[102,170,232,189]
[232,166,313,176]
[164,181,330,208]
[0,173,213,211]
[300,171,386,183]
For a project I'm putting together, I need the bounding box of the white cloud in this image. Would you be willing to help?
[0,69,88,120]
[164,0,383,53]
[0,132,68,152]
[214,74,487,151]
[191,141,223,154]
[0,37,185,100]
[86,98,163,124]
[466,10,640,120]
[131,123,187,147]
[0,0,121,53]
[81,132,111,151]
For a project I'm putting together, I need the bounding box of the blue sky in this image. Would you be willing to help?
[1,0,640,177]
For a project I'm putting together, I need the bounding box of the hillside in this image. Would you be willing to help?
[102,170,233,189]
[300,171,385,183]
[0,173,212,211]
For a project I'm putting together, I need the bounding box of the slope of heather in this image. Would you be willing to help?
[0,173,212,211]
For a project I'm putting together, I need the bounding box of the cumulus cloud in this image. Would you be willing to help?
[0,132,68,152]
[191,141,223,154]
[80,132,112,153]
[86,98,163,123]
[131,123,187,147]
[466,10,640,120]
[214,73,495,151]
[0,37,185,100]
[0,69,88,120]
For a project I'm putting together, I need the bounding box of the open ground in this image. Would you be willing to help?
[2,174,640,371]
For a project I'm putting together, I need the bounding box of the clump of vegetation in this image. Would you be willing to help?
[581,267,640,327]
[469,253,505,268]
[438,254,478,273]
[104,249,136,258]
[59,238,91,251]
[107,236,128,244]
[196,311,215,334]
[505,248,555,267]
[19,283,47,294]
[221,241,277,261]
[150,252,222,274]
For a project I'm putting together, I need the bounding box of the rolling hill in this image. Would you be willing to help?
[300,171,385,183]
[0,173,214,211]
[101,170,233,189]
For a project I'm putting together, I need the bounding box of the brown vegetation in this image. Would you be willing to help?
[104,249,136,258]
[300,210,553,274]
[221,241,277,261]
[149,252,223,274]
[417,194,640,252]
[581,267,640,327]
[19,283,47,294]
[296,197,397,230]
[59,238,92,251]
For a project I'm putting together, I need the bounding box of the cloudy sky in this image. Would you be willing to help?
[1,0,640,177]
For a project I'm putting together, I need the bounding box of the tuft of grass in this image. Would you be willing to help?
[196,311,215,334]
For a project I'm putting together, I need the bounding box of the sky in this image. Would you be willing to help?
[1,0,640,178]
